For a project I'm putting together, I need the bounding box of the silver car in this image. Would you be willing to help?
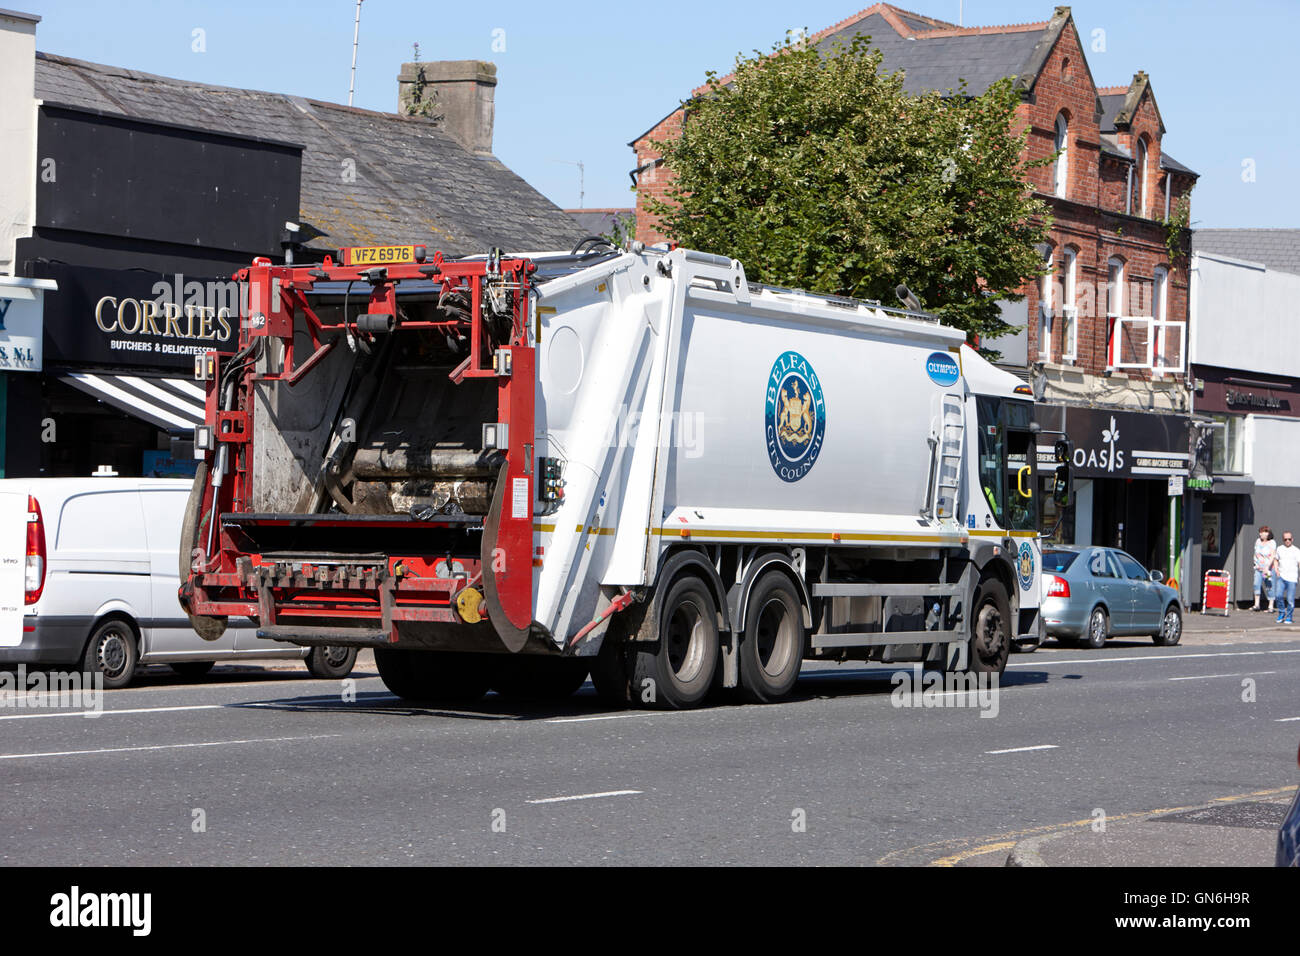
[1041,546,1183,648]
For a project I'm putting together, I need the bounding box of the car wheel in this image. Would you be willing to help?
[169,661,214,678]
[738,571,805,703]
[968,579,1011,674]
[306,645,358,679]
[1154,605,1182,646]
[631,573,719,709]
[83,619,139,689]
[1085,607,1109,649]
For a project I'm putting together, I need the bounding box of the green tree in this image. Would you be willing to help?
[647,35,1053,348]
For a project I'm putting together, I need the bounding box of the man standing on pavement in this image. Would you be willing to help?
[1253,526,1277,611]
[1273,532,1300,624]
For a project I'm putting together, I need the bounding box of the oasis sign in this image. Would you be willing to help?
[1061,407,1190,479]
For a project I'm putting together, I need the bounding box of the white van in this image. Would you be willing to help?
[1,477,356,688]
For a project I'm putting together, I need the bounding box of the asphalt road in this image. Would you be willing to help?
[2,635,1298,865]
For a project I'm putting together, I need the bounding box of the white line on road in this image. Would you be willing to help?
[0,704,223,721]
[547,713,653,724]
[1009,649,1300,667]
[1168,671,1277,682]
[0,734,341,761]
[985,744,1059,755]
[526,789,642,804]
[1277,717,1300,723]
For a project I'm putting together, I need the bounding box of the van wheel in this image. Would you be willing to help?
[306,645,358,679]
[969,580,1011,674]
[738,571,805,703]
[373,648,490,704]
[490,657,589,701]
[1086,607,1109,649]
[84,619,139,689]
[631,574,718,709]
[169,661,214,678]
[179,461,228,642]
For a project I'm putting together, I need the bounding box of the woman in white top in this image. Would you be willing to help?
[1253,526,1277,611]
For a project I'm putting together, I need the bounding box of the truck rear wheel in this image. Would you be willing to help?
[374,648,491,704]
[968,579,1011,674]
[632,574,718,709]
[179,461,228,643]
[738,571,804,703]
[490,657,589,701]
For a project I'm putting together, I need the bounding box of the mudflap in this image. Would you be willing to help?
[482,460,532,653]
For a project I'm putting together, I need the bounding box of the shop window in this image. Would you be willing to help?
[1210,414,1245,475]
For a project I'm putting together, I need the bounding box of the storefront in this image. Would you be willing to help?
[1035,404,1191,583]
[1188,364,1300,607]
[0,275,56,477]
[7,262,236,478]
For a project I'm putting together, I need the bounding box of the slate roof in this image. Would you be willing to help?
[1193,229,1300,276]
[814,12,1049,96]
[33,52,585,257]
[1099,93,1126,132]
[565,209,635,238]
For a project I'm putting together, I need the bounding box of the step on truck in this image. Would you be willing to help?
[178,242,1052,708]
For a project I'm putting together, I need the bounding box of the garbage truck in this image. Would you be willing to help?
[178,242,1052,709]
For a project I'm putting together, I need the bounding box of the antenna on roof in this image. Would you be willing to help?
[348,0,364,107]
[551,159,585,209]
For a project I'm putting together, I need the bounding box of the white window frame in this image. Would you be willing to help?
[1038,248,1054,361]
[1061,247,1078,361]
[1106,257,1124,368]
[1053,114,1069,199]
[1112,317,1185,373]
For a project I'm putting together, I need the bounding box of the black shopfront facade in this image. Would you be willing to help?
[1,102,301,478]
[1035,404,1192,597]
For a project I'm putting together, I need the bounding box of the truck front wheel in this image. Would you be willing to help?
[738,571,805,703]
[968,579,1011,674]
[374,648,491,704]
[632,574,719,709]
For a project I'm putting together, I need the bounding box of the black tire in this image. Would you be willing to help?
[169,661,215,678]
[179,461,227,642]
[490,657,589,701]
[1085,606,1109,649]
[631,574,719,709]
[738,571,805,703]
[306,645,358,679]
[968,579,1011,674]
[83,618,139,689]
[589,611,638,705]
[373,648,490,704]
[1153,604,1183,646]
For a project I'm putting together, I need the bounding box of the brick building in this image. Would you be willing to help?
[630,4,1201,586]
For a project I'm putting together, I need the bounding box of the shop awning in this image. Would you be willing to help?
[59,371,205,433]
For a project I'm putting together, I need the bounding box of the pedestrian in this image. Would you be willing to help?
[1253,526,1277,611]
[1273,532,1300,625]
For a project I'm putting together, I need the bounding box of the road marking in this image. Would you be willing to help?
[0,704,222,721]
[985,744,1058,755]
[526,789,642,804]
[1009,648,1300,667]
[931,841,1017,867]
[1277,717,1300,722]
[0,734,341,761]
[1168,671,1276,681]
[546,713,652,724]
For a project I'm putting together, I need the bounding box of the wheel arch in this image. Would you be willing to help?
[728,550,813,634]
[83,608,142,657]
[649,546,731,637]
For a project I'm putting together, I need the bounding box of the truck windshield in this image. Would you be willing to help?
[976,396,1038,532]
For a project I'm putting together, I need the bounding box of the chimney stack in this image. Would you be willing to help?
[397,60,497,155]
[0,8,40,273]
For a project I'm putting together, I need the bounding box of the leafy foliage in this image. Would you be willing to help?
[647,36,1053,346]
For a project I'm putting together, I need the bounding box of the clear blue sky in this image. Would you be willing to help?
[17,0,1299,228]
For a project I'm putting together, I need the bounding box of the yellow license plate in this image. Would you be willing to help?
[346,245,416,266]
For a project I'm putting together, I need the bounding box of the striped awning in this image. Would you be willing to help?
[59,371,206,433]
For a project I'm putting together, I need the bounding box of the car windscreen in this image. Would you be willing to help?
[1043,551,1078,572]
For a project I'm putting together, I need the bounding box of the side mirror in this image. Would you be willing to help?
[1053,463,1071,507]
[1149,569,1164,583]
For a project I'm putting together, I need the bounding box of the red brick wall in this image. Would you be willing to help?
[632,109,683,245]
